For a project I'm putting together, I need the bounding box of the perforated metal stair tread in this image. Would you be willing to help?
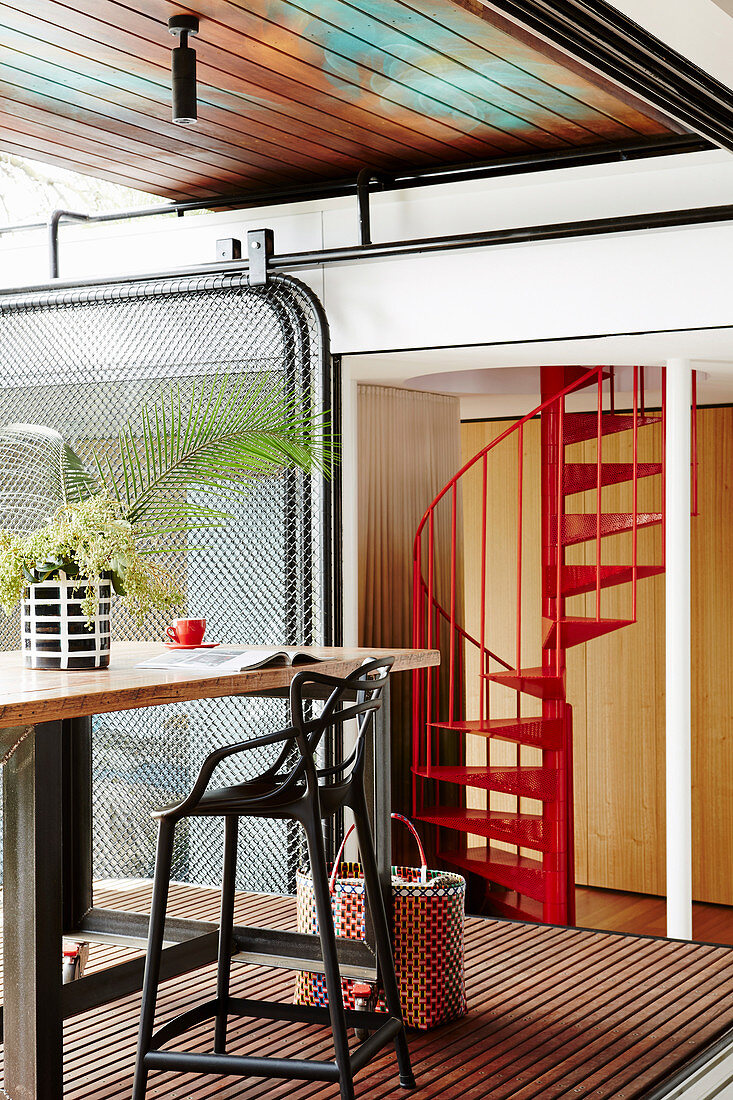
[560,512,662,545]
[430,717,564,749]
[552,563,665,597]
[562,461,662,495]
[486,666,565,700]
[413,765,558,800]
[438,845,548,901]
[416,808,551,851]
[562,412,661,444]
[542,616,635,649]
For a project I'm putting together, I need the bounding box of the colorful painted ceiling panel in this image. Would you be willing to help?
[0,0,688,200]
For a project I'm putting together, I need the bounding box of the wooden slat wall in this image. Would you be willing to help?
[9,880,733,1099]
[571,420,667,897]
[461,406,733,905]
[691,408,733,904]
[461,420,545,854]
[0,0,683,199]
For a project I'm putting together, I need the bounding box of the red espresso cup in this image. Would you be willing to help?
[167,618,207,646]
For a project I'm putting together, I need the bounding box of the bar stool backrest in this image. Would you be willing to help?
[168,657,395,818]
[286,656,394,800]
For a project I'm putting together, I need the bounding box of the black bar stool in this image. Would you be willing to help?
[132,657,415,1100]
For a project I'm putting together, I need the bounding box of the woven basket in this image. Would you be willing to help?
[295,814,467,1030]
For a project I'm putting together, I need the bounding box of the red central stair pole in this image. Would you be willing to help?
[540,367,572,925]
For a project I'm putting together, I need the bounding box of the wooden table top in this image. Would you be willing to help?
[0,642,439,731]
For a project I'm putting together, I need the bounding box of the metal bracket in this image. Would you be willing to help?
[215,237,241,261]
[246,228,274,286]
[356,169,392,247]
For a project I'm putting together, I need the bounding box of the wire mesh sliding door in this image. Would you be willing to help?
[0,272,336,895]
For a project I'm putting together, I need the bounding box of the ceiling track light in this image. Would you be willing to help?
[168,14,199,125]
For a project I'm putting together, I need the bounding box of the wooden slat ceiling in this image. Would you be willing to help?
[0,0,688,201]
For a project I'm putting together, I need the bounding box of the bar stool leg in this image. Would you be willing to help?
[215,815,239,1053]
[353,798,416,1089]
[304,814,355,1100]
[132,818,176,1100]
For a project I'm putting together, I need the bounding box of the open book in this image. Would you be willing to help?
[137,647,328,673]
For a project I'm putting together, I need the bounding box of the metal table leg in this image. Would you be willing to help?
[373,678,392,892]
[3,722,65,1100]
[62,717,93,931]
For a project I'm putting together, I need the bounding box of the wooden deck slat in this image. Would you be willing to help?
[1,882,732,1098]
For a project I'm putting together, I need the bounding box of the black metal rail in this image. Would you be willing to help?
[4,198,733,302]
[0,134,705,245]
[0,134,710,279]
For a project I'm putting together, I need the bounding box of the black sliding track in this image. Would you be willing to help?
[487,0,733,150]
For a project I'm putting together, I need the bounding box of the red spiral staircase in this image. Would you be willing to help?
[411,365,698,926]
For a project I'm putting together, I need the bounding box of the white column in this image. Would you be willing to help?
[339,358,359,856]
[340,358,359,647]
[665,358,692,940]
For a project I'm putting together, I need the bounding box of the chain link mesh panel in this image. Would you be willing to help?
[0,272,334,896]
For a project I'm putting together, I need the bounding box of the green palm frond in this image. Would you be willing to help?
[96,374,333,537]
[0,423,98,531]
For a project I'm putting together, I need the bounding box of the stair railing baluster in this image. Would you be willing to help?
[632,366,639,621]
[434,600,440,780]
[692,370,699,517]
[517,423,525,803]
[457,622,464,745]
[449,484,458,724]
[595,369,603,621]
[427,511,435,779]
[640,364,646,418]
[555,391,565,675]
[412,532,422,809]
[516,424,524,676]
[480,454,488,726]
[662,368,667,568]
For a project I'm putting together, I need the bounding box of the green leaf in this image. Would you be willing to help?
[96,374,335,539]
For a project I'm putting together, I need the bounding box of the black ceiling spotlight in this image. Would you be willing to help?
[168,14,199,125]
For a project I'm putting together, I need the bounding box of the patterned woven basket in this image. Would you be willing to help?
[295,814,467,1030]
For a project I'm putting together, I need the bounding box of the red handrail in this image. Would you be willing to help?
[413,364,603,551]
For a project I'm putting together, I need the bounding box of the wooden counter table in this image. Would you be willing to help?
[0,641,439,1100]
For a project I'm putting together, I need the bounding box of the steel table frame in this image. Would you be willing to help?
[0,672,400,1099]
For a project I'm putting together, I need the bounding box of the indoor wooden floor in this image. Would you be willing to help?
[0,882,732,1099]
[576,885,733,944]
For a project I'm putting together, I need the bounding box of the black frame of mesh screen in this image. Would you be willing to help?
[0,270,341,894]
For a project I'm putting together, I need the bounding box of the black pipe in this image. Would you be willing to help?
[0,134,709,247]
[356,169,392,248]
[10,197,733,302]
[48,210,90,279]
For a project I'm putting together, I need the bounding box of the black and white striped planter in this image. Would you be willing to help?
[21,573,112,670]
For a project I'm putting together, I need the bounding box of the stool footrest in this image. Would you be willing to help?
[150,994,396,1053]
[144,1049,341,1083]
[150,999,219,1050]
[226,996,389,1032]
[350,1018,403,1073]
